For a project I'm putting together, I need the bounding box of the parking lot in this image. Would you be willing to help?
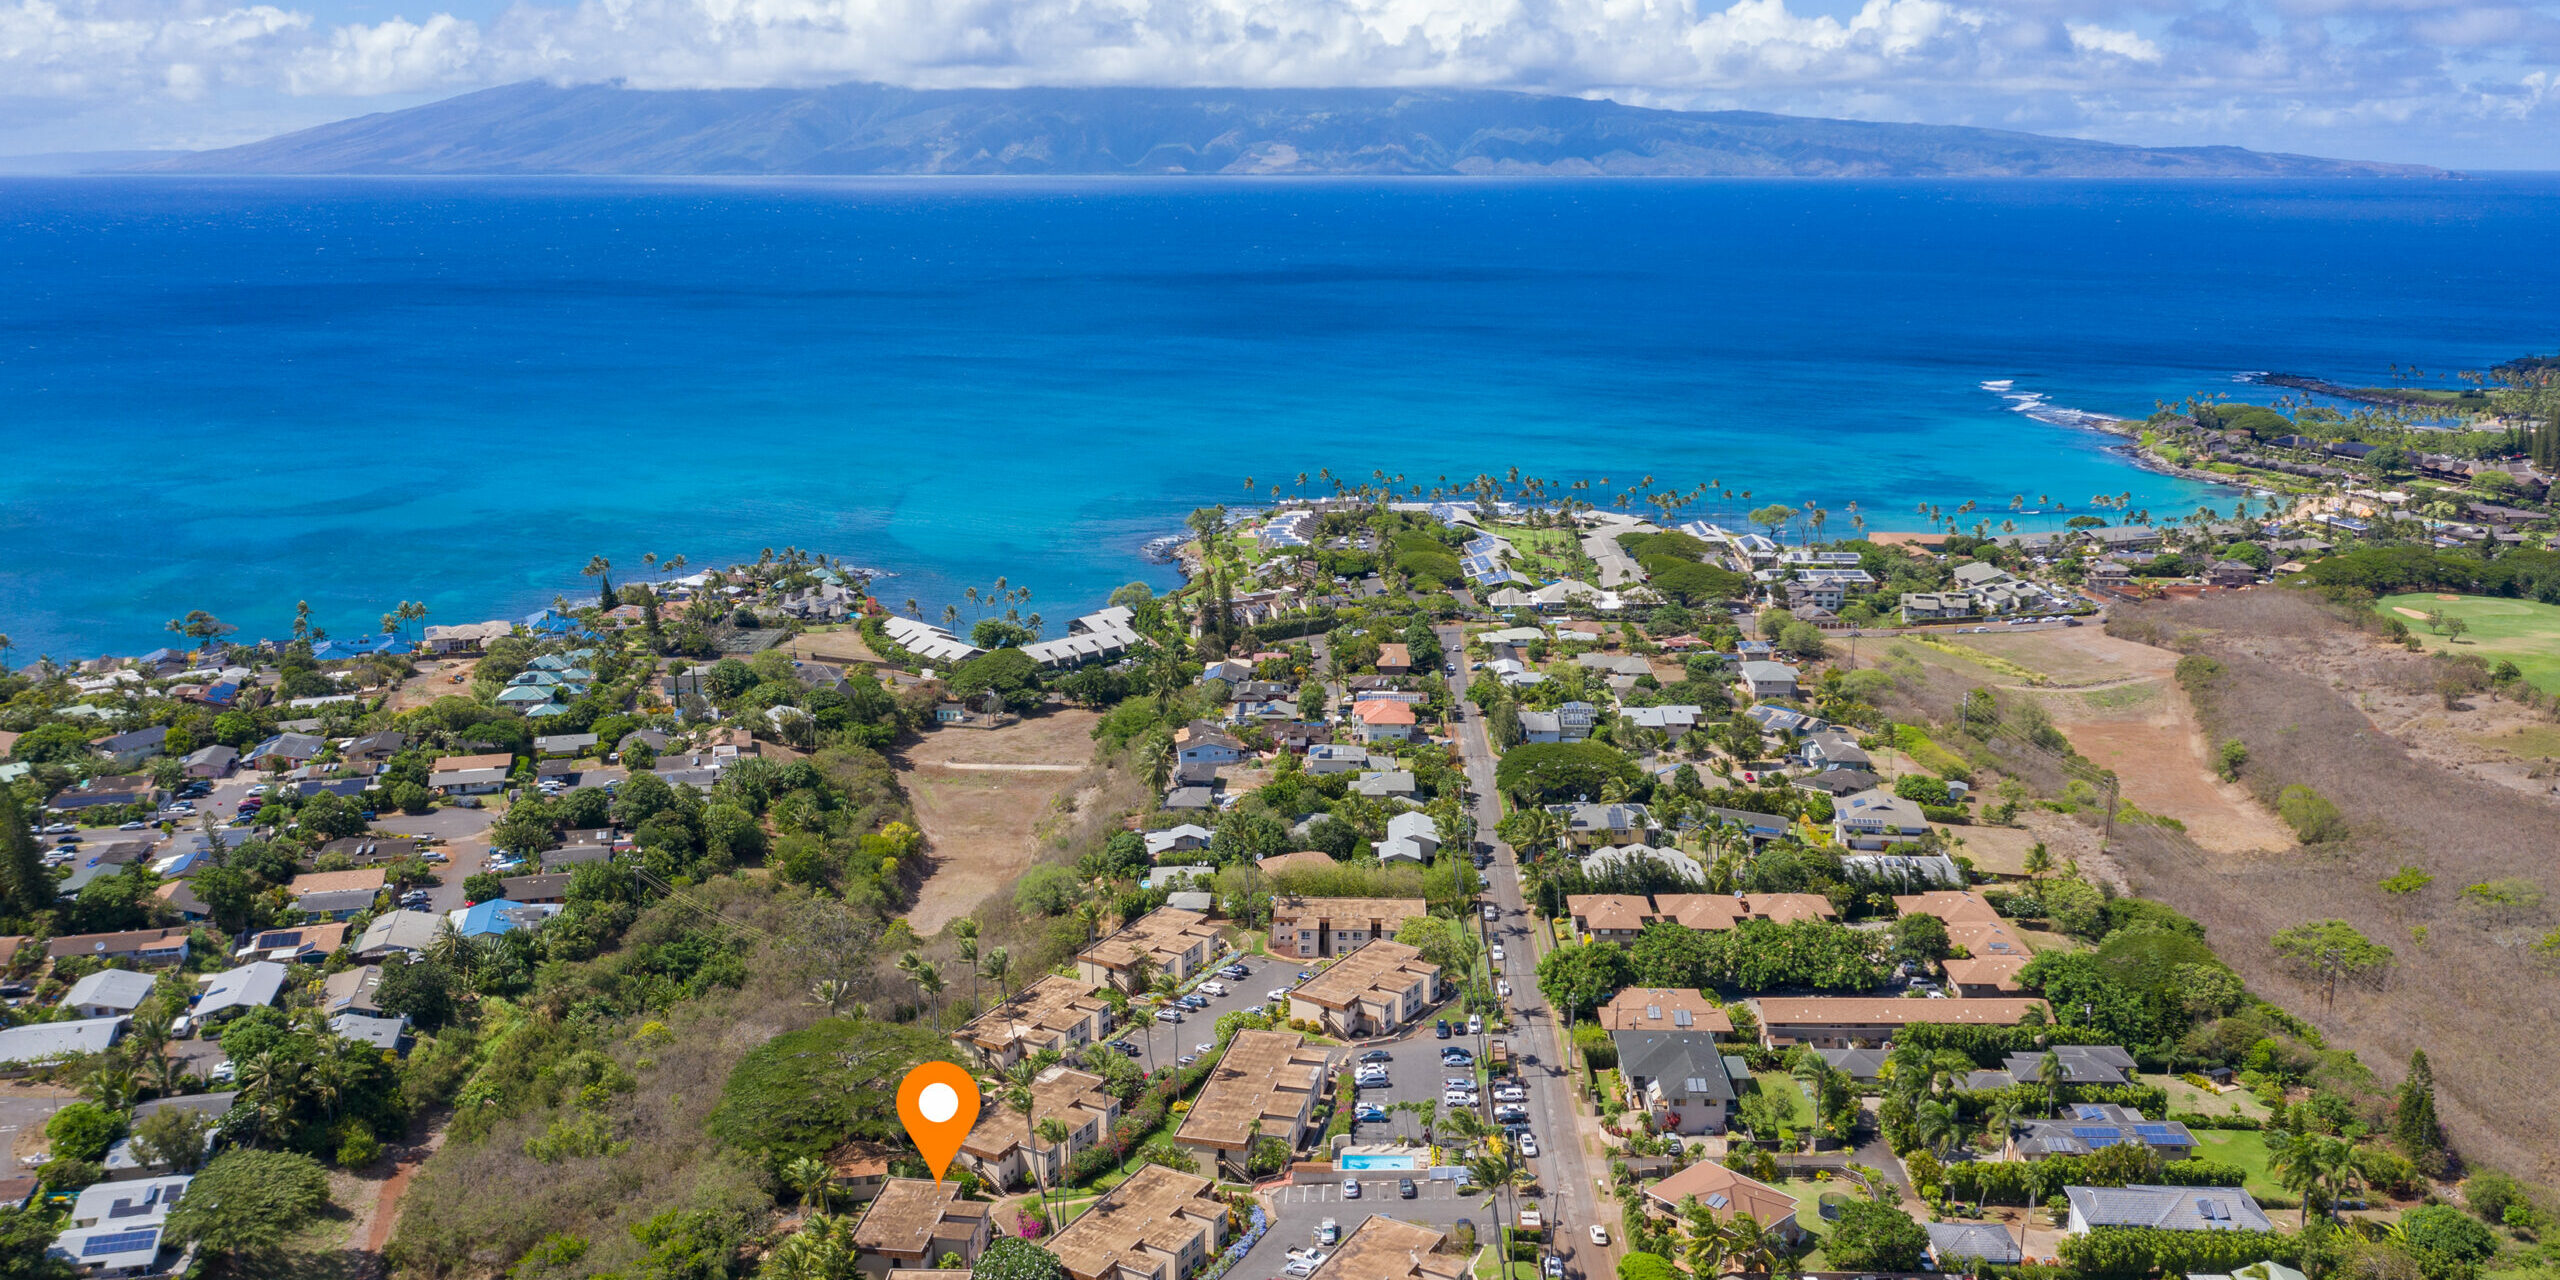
[1234,1177,1491,1280]
[1115,950,1312,1072]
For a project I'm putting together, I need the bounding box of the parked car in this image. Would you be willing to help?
[1520,1134,1539,1157]
[1197,981,1228,997]
[1398,1178,1417,1199]
[118,820,147,830]
[1355,1106,1389,1123]
[1468,1015,1483,1035]
[1543,1256,1563,1279]
[1317,1219,1340,1246]
[1436,1020,1451,1039]
[1361,1049,1393,1063]
[1489,944,1505,962]
[1340,1179,1361,1200]
[1482,904,1499,920]
[1442,1048,1472,1065]
[1155,1009,1184,1023]
[1589,1225,1610,1246]
[1494,1106,1529,1125]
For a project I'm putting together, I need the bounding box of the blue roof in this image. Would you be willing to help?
[452,900,521,937]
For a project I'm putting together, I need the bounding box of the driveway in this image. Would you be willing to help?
[0,1085,78,1166]
[1118,952,1305,1076]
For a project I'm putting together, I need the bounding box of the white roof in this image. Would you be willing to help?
[881,615,984,665]
[1144,824,1214,855]
[64,968,159,1013]
[356,909,445,955]
[71,1175,190,1227]
[0,1015,124,1066]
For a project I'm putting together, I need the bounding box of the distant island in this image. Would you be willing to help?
[131,82,2451,178]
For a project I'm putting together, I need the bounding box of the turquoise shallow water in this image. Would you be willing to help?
[1,175,2555,657]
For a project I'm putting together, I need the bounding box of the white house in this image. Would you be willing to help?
[1375,812,1440,863]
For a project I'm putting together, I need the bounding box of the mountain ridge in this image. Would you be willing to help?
[136,82,2450,178]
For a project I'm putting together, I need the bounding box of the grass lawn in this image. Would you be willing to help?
[1750,1073,1814,1129]
[2142,1073,2269,1123]
[2377,593,2560,693]
[2189,1130,2290,1203]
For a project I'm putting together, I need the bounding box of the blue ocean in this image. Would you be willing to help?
[2,175,2556,658]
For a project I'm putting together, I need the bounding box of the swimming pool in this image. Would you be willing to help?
[1338,1154,1421,1170]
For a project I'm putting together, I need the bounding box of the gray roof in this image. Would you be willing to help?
[1612,1031,1735,1105]
[1817,1047,1889,1080]
[2002,1045,2137,1084]
[0,1015,124,1065]
[1737,660,1799,684]
[2065,1184,2272,1232]
[1928,1221,2023,1264]
[195,961,289,1021]
[355,909,444,956]
[330,1012,409,1050]
[64,968,158,1013]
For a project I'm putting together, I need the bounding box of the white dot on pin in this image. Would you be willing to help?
[921,1081,960,1124]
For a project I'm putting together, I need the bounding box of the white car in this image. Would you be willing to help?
[1468,1015,1482,1035]
[1520,1135,1539,1157]
[1589,1225,1610,1247]
[1195,1042,1215,1055]
[1444,1091,1478,1106]
[1269,987,1294,1001]
[1494,1086,1526,1103]
[1497,980,1512,998]
[1340,1179,1361,1200]
[1483,904,1498,920]
[1489,944,1505,962]
[1198,981,1227,997]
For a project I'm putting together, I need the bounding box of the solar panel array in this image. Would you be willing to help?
[82,1227,161,1258]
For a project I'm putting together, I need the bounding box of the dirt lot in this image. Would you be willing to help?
[387,659,476,712]
[786,627,883,666]
[1882,627,2295,854]
[899,709,1101,936]
[2103,591,2560,1184]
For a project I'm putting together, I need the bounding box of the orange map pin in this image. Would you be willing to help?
[897,1062,982,1183]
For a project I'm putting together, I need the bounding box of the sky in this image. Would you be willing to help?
[2,0,2556,167]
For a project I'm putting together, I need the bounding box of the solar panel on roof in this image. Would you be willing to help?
[83,1228,160,1258]
[2071,1126,2120,1138]
[2076,1105,2106,1120]
[1705,1193,1730,1209]
[2134,1124,2181,1138]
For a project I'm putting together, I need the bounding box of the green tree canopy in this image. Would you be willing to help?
[1824,1199,1930,1271]
[1495,741,1640,805]
[708,1018,961,1163]
[164,1149,331,1257]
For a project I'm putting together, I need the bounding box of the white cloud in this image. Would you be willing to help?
[2066,21,2162,61]
[0,0,2555,163]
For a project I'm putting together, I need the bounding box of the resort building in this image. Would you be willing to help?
[1046,1163,1231,1280]
[848,1178,995,1276]
[1075,908,1223,992]
[1287,940,1439,1038]
[1307,1217,1467,1280]
[1172,1029,1333,1178]
[1267,897,1427,961]
[956,974,1114,1066]
[957,1065,1119,1191]
[1598,988,1733,1036]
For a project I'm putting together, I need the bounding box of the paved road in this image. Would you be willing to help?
[1439,625,1611,1280]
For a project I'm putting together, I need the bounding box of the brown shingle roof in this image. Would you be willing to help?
[287,868,387,896]
[1290,940,1436,1012]
[1598,988,1734,1034]
[1173,1029,1332,1151]
[961,1065,1116,1161]
[959,974,1112,1055]
[1644,1160,1799,1226]
[1078,908,1220,974]
[1267,897,1426,938]
[1309,1217,1466,1280]
[1893,891,2005,925]
[1047,1163,1226,1280]
[1752,997,2047,1028]
[850,1178,986,1256]
[429,752,514,772]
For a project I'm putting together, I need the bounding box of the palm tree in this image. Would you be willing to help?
[764,1214,860,1280]
[1913,1099,1963,1158]
[896,953,945,1006]
[979,947,1012,1007]
[2036,1050,2068,1117]
[952,918,982,1007]
[1034,1117,1073,1205]
[784,1154,834,1214]
[1723,1212,1786,1280]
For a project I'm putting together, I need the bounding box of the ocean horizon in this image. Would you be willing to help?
[3,174,2556,659]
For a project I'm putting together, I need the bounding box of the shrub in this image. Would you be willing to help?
[979,1235,1066,1280]
[2276,785,2348,843]
[2461,1170,2526,1224]
[708,1019,958,1163]
[1825,1199,1929,1271]
[43,1103,122,1163]
[336,1129,384,1168]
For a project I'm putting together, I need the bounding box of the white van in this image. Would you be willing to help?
[1197,981,1228,997]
